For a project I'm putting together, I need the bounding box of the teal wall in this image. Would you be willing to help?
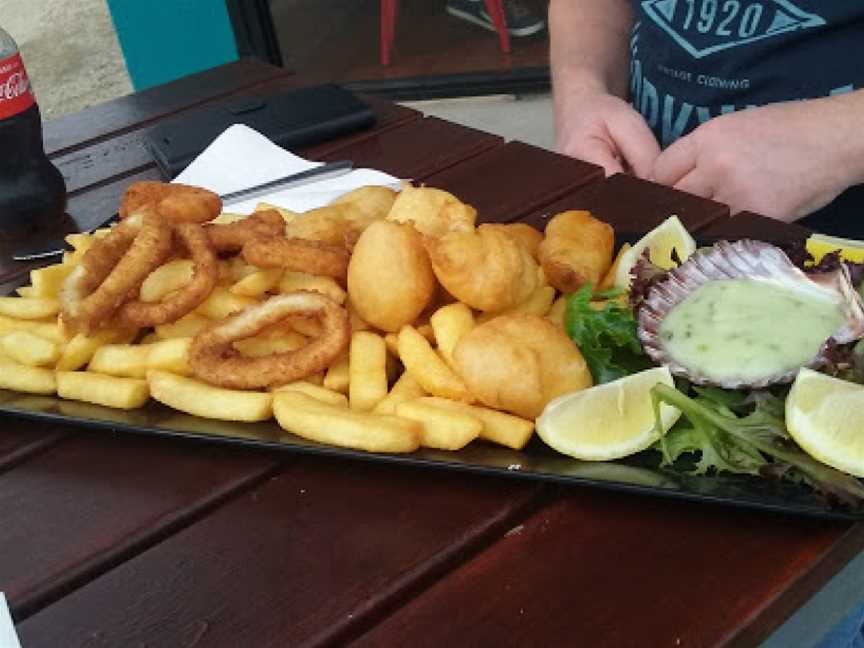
[106,0,239,90]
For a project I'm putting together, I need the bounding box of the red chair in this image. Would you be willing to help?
[380,0,511,65]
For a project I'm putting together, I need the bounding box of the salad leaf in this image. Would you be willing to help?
[564,285,651,384]
[652,383,864,506]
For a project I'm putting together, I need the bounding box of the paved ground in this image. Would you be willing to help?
[5,0,131,120]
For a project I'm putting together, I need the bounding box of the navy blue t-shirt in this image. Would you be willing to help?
[627,1,864,234]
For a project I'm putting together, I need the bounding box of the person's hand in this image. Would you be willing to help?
[651,97,864,222]
[556,91,661,178]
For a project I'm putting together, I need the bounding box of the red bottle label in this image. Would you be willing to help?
[0,53,35,119]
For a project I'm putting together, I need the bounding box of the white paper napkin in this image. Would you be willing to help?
[0,594,21,648]
[173,124,403,215]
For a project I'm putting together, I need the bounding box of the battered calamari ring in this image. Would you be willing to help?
[189,291,350,389]
[119,181,222,224]
[60,211,173,333]
[205,210,285,253]
[116,222,218,327]
[242,238,350,281]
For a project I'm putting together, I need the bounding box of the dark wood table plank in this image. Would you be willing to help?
[54,81,420,196]
[520,173,731,239]
[351,491,860,648]
[43,58,292,157]
[0,433,280,619]
[699,211,813,246]
[17,457,542,648]
[423,142,603,223]
[313,116,502,180]
[0,419,68,474]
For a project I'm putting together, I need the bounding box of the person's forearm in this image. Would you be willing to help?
[829,89,864,188]
[549,0,635,100]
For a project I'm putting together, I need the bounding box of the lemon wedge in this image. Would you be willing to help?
[805,233,864,264]
[785,368,864,477]
[536,366,681,460]
[614,215,696,290]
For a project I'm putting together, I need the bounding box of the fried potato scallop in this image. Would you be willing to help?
[426,224,542,313]
[452,314,592,419]
[347,221,436,332]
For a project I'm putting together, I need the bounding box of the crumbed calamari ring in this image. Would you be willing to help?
[189,291,350,389]
[242,238,350,281]
[116,222,218,327]
[60,211,173,333]
[119,181,222,224]
[205,210,285,253]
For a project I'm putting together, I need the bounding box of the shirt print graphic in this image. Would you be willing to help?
[640,0,825,58]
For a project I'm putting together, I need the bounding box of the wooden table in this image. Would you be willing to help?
[1,59,861,648]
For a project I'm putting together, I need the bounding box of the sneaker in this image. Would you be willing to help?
[446,0,546,38]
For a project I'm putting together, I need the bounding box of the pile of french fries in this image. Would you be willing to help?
[0,222,538,454]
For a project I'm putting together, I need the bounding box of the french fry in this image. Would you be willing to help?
[285,315,324,338]
[429,302,474,368]
[397,325,473,403]
[349,331,388,412]
[0,331,60,367]
[0,358,56,394]
[278,272,346,305]
[0,315,62,342]
[272,381,348,407]
[64,232,96,252]
[145,337,193,375]
[57,371,149,409]
[395,399,481,450]
[323,354,350,394]
[155,313,211,339]
[148,370,272,421]
[273,391,420,453]
[28,263,74,297]
[15,286,36,298]
[0,296,59,319]
[221,256,259,283]
[230,268,283,297]
[88,344,149,377]
[414,396,535,450]
[89,337,193,378]
[55,328,138,371]
[373,372,428,415]
[196,288,257,319]
[139,259,195,302]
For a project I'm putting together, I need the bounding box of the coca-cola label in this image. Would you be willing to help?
[0,53,35,119]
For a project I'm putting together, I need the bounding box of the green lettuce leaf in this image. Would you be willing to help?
[564,285,651,384]
[651,383,864,506]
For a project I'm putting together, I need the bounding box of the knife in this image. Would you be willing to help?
[12,160,354,261]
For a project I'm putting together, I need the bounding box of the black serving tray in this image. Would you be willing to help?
[0,388,861,521]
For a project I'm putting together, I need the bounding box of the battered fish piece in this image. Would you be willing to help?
[426,224,542,313]
[279,187,397,249]
[481,223,543,260]
[452,314,593,419]
[347,221,436,332]
[538,210,614,293]
[386,185,476,237]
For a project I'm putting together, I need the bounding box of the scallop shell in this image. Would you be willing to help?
[637,239,864,388]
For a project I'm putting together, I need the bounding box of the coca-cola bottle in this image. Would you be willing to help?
[0,26,66,237]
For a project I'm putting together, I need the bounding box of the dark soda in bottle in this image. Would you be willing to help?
[0,26,66,237]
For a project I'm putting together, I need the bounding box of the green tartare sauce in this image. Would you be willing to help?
[658,279,844,383]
